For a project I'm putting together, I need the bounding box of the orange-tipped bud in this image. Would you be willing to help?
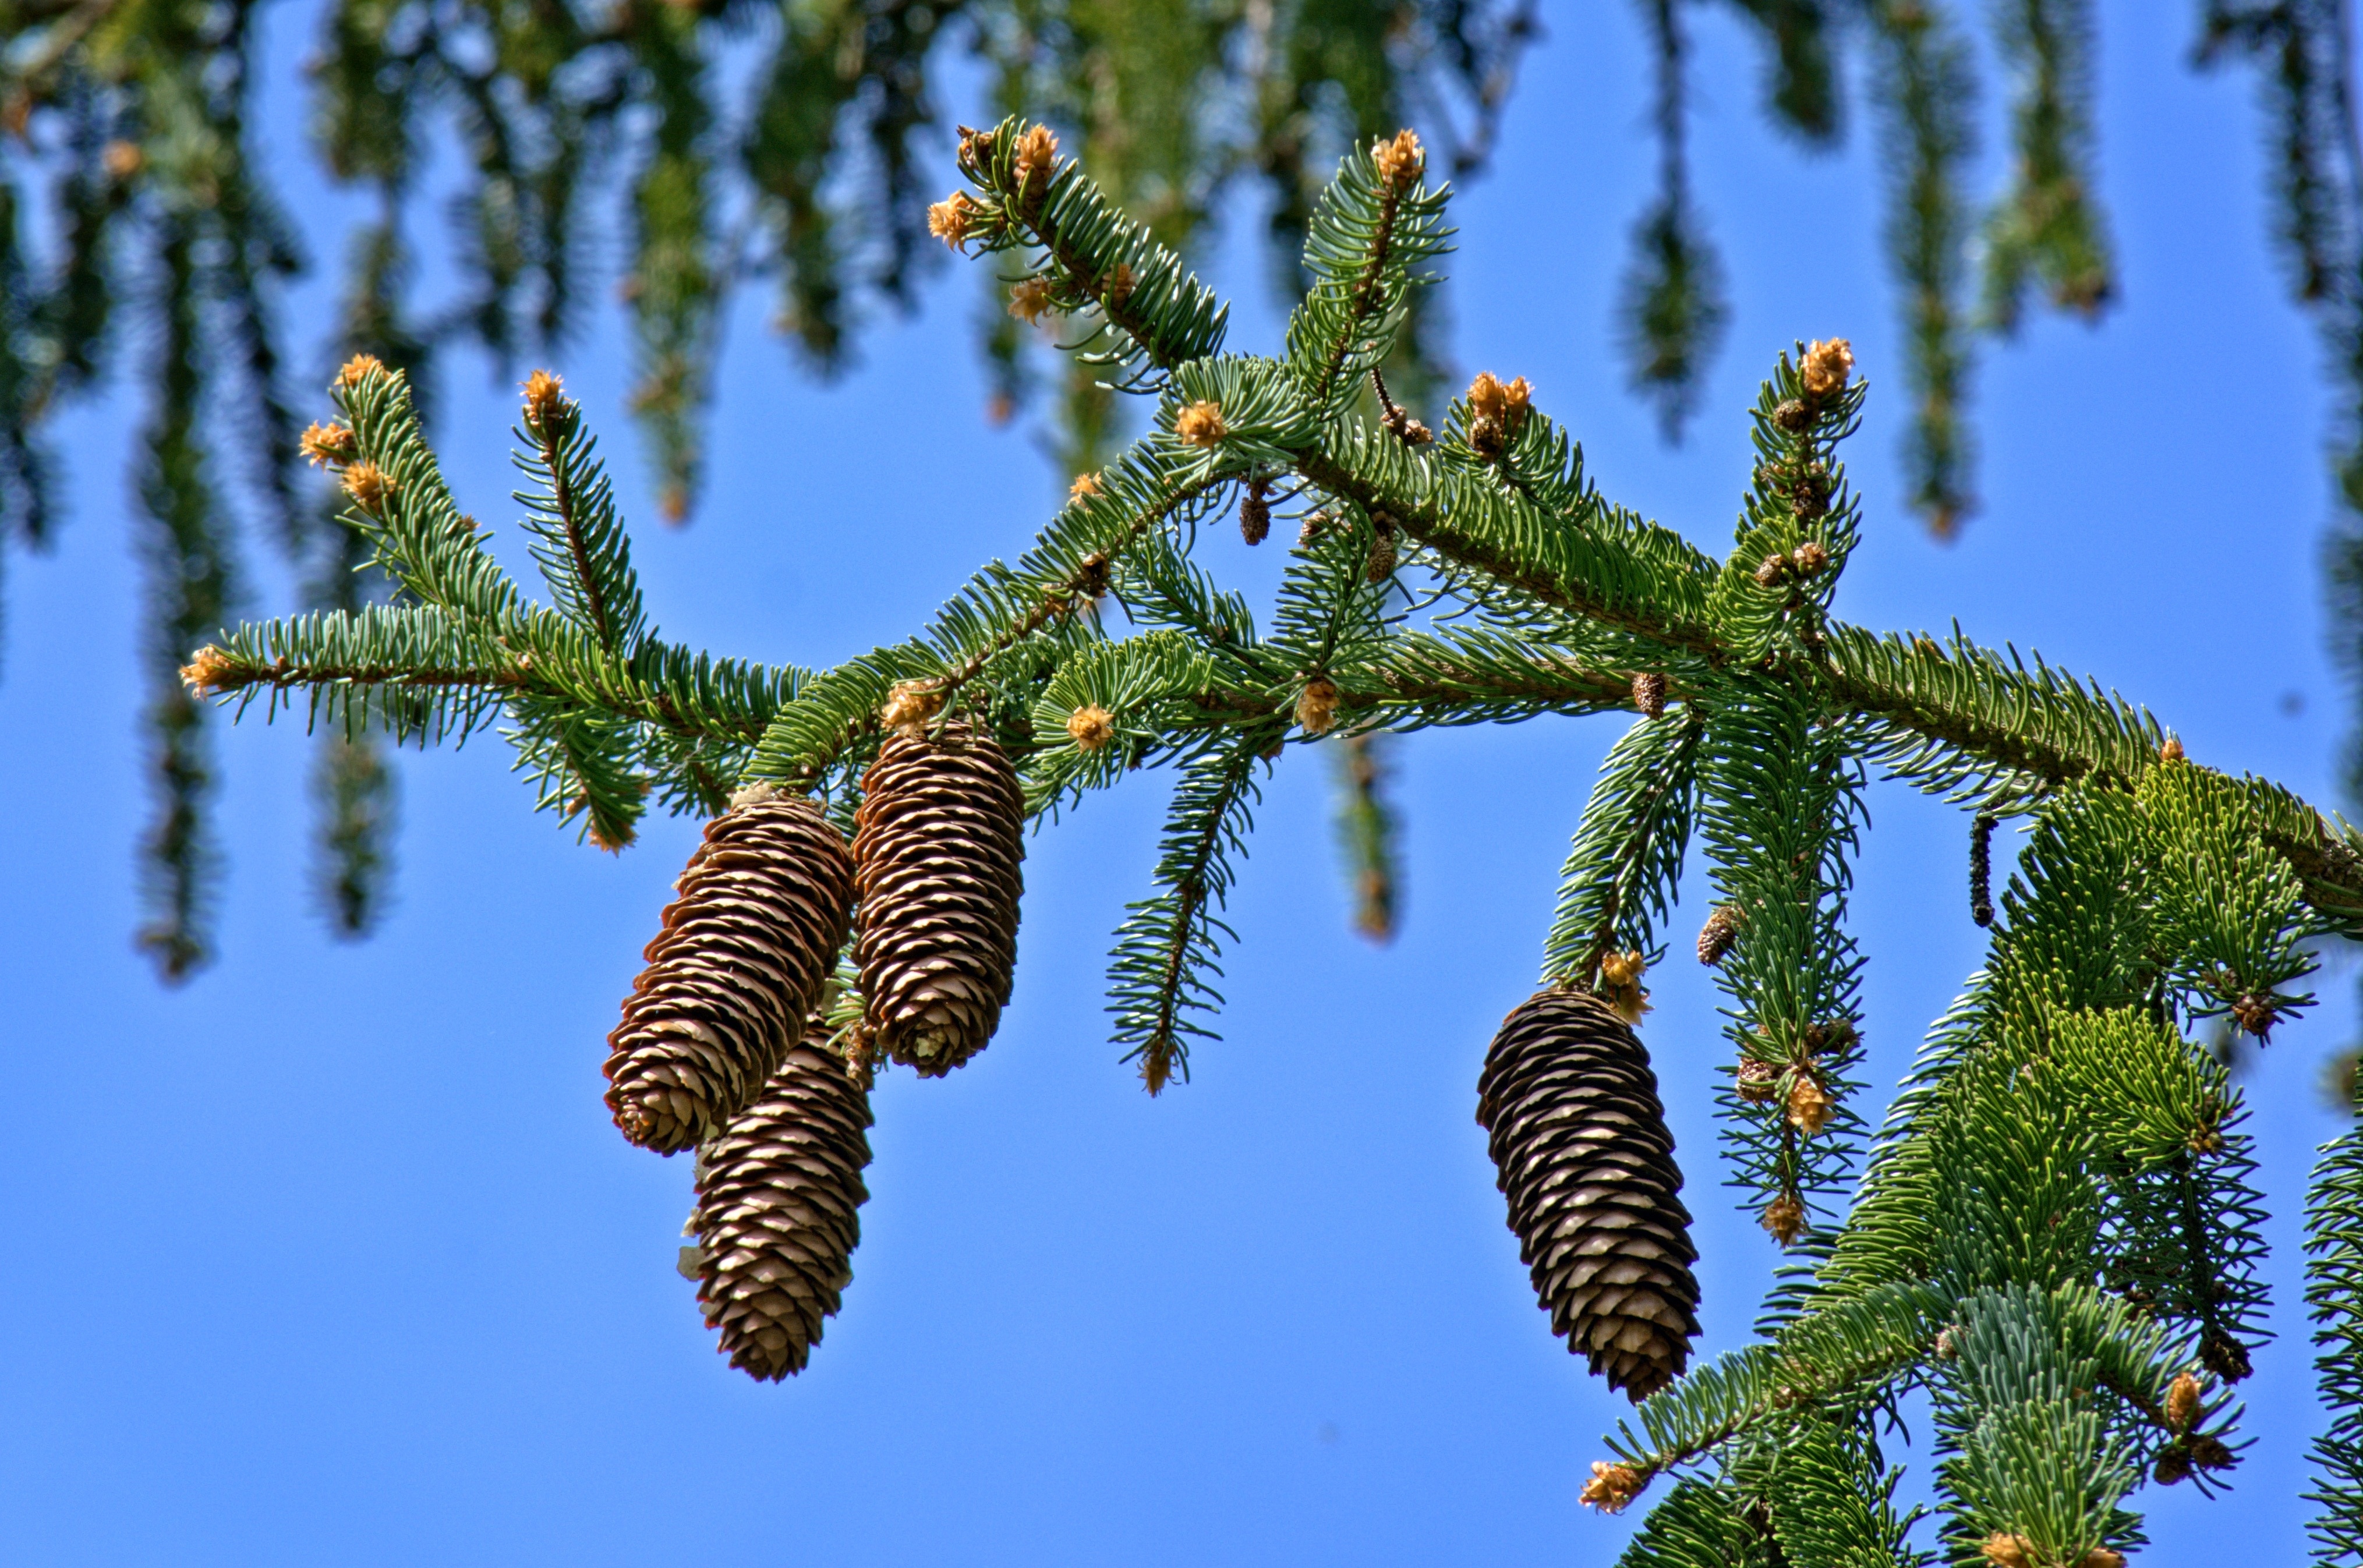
[1787,1075,1833,1135]
[927,192,979,249]
[1066,705,1115,752]
[1800,338,1855,399]
[300,421,358,468]
[1175,399,1228,448]
[340,461,394,512]
[1008,277,1055,324]
[1579,1461,1644,1514]
[337,353,388,388]
[179,646,238,696]
[1372,128,1425,189]
[1014,123,1059,187]
[1296,675,1339,736]
[522,368,567,427]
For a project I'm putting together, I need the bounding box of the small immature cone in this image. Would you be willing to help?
[1240,482,1271,546]
[2166,1370,2202,1431]
[1631,671,1667,720]
[605,788,855,1154]
[1296,676,1339,735]
[854,720,1027,1077]
[691,1028,874,1380]
[1477,989,1701,1403]
[1696,905,1740,966]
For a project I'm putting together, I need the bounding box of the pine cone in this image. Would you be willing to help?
[854,720,1027,1075]
[604,787,854,1154]
[1476,988,1701,1401]
[691,1029,873,1380]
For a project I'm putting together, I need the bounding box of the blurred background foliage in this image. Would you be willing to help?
[3,0,2363,987]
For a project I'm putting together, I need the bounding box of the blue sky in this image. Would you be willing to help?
[1,2,2353,1562]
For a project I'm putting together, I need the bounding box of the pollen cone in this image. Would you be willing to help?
[691,1029,873,1380]
[853,720,1027,1076]
[604,787,854,1153]
[1476,987,1701,1402]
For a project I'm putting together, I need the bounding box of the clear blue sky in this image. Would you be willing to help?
[1,2,2351,1562]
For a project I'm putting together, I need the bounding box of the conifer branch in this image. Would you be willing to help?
[1602,1282,1948,1485]
[951,118,1228,391]
[1108,737,1274,1092]
[2309,1118,2363,1562]
[1542,706,1703,987]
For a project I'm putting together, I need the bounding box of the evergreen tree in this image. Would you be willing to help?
[176,119,2363,1563]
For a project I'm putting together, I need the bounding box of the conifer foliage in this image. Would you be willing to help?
[187,119,2363,1556]
[1,0,1531,978]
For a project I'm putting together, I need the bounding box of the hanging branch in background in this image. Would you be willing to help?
[135,220,239,982]
[1717,0,1845,147]
[0,0,1534,976]
[625,13,717,526]
[1332,731,1400,942]
[1619,0,1731,443]
[1984,0,2116,330]
[1867,0,1980,538]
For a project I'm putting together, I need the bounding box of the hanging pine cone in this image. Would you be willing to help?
[853,718,1027,1076]
[604,785,854,1155]
[1476,987,1701,1402]
[690,1028,874,1380]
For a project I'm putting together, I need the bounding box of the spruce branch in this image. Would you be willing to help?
[1108,736,1276,1093]
[1543,705,1704,988]
[1601,1281,1950,1486]
[2309,1118,2363,1562]
[1283,127,1452,416]
[1985,0,2114,329]
[951,117,1228,392]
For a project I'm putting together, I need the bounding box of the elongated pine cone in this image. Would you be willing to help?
[691,1029,873,1380]
[854,720,1027,1075]
[604,787,855,1154]
[1476,987,1701,1402]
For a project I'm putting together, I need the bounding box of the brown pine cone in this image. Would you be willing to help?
[604,786,854,1154]
[853,720,1027,1076]
[691,1029,874,1380]
[1476,987,1701,1402]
